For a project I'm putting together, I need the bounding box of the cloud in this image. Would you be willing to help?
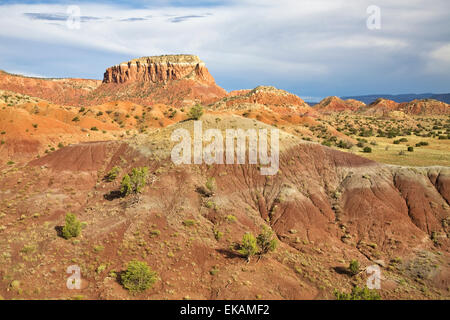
[430,44,450,64]
[24,12,102,22]
[425,43,450,74]
[169,14,211,23]
[7,70,46,78]
[24,12,67,21]
[0,0,449,96]
[120,17,151,22]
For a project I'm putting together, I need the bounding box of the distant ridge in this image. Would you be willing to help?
[341,93,450,104]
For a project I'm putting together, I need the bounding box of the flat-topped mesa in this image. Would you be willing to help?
[103,54,216,86]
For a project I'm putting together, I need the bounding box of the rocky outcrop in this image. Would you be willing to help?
[399,99,450,115]
[214,86,313,114]
[315,96,365,114]
[360,98,450,116]
[359,98,399,116]
[103,55,217,86]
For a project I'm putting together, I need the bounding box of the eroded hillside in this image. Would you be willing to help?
[0,117,448,300]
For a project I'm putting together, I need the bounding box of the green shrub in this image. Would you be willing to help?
[237,232,258,261]
[120,174,132,196]
[62,213,82,239]
[182,219,196,227]
[349,259,360,275]
[90,127,99,131]
[407,146,414,152]
[225,214,237,223]
[416,141,429,147]
[205,200,215,209]
[72,116,80,122]
[168,110,177,119]
[205,177,216,192]
[209,266,219,275]
[120,167,148,196]
[105,166,120,182]
[334,286,381,300]
[150,229,161,237]
[93,245,104,252]
[256,225,278,254]
[214,229,224,241]
[337,140,353,149]
[121,260,158,292]
[363,146,372,153]
[188,104,204,120]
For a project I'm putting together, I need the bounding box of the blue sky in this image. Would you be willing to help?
[0,0,449,101]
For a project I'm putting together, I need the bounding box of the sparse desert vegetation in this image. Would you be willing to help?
[0,55,448,302]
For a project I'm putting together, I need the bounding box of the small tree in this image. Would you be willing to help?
[130,167,148,193]
[349,259,360,275]
[62,213,82,239]
[121,167,148,196]
[188,104,204,120]
[257,225,278,254]
[121,260,158,293]
[120,174,132,196]
[237,232,258,262]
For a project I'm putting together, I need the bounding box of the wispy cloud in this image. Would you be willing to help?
[7,70,46,78]
[24,12,103,22]
[169,14,211,23]
[24,12,67,21]
[120,17,150,22]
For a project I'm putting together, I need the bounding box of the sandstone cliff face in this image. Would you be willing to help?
[98,55,227,106]
[103,55,217,86]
